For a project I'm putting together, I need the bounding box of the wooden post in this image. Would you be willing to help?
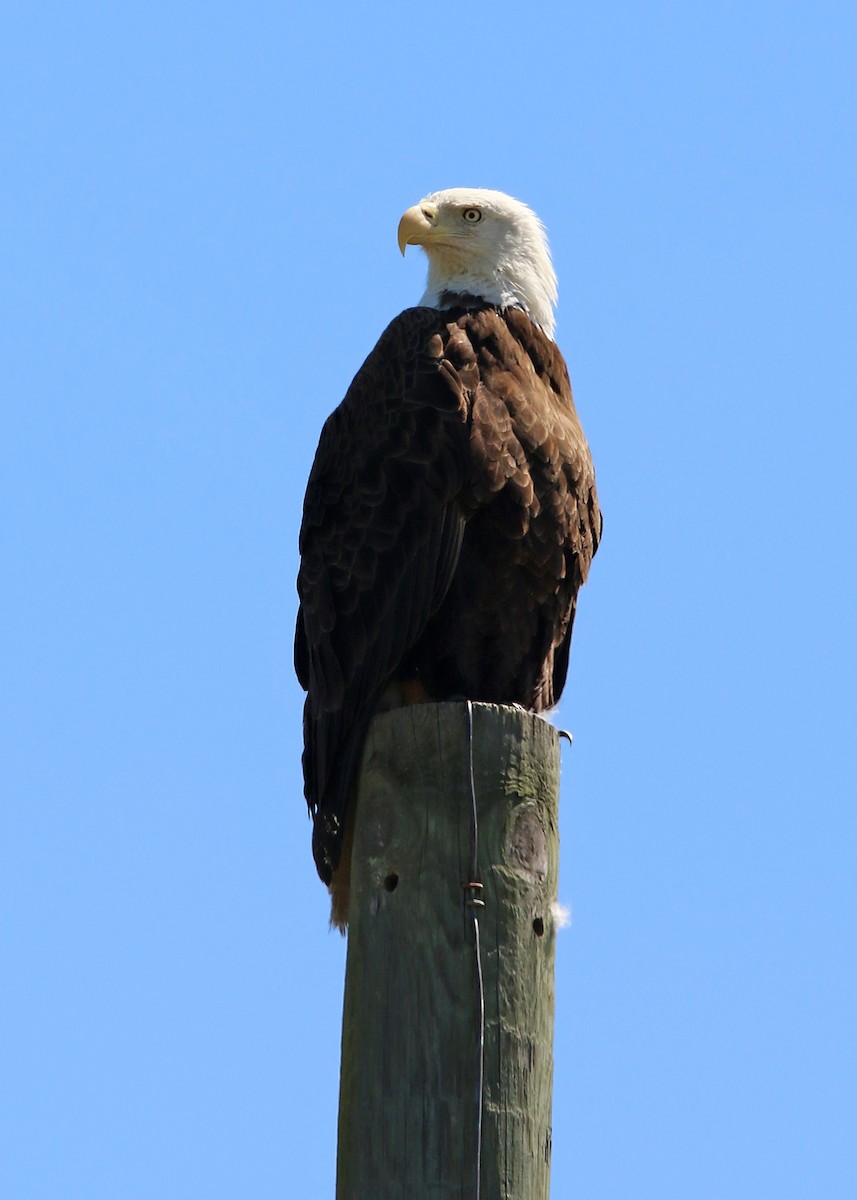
[336,702,560,1200]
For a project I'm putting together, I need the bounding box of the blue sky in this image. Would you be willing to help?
[3,2,856,1196]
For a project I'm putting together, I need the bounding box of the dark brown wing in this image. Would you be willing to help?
[494,307,602,707]
[403,305,601,712]
[296,308,471,883]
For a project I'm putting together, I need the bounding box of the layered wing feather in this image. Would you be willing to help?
[296,308,471,882]
[405,306,601,712]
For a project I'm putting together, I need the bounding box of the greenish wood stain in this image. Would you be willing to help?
[337,703,560,1200]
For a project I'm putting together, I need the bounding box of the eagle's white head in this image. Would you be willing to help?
[397,188,558,339]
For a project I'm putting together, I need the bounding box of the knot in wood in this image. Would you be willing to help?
[508,808,548,878]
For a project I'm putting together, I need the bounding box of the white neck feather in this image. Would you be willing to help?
[420,265,556,338]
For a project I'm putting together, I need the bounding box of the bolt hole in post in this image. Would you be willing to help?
[532,917,545,937]
[384,873,399,892]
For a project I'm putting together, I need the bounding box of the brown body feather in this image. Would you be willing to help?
[295,303,600,923]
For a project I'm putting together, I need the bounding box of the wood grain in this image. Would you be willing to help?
[336,702,560,1200]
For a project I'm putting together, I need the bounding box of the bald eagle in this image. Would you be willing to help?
[296,189,601,927]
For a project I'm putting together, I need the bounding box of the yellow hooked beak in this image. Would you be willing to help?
[397,203,438,255]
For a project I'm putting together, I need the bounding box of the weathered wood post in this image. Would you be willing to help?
[336,701,561,1200]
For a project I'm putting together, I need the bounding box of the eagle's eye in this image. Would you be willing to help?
[462,208,482,224]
